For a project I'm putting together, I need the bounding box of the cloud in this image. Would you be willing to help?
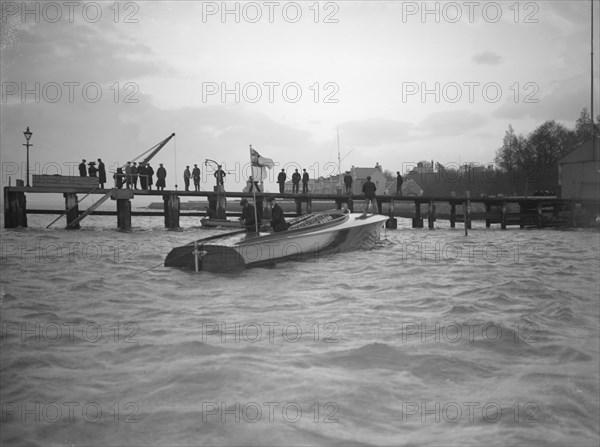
[337,117,412,146]
[472,50,502,66]
[417,110,489,137]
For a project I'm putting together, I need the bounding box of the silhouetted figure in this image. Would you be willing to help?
[277,169,287,194]
[138,163,147,190]
[114,167,124,189]
[270,199,288,232]
[214,165,226,186]
[240,198,260,232]
[88,161,97,177]
[291,169,301,194]
[131,162,138,189]
[125,162,132,188]
[146,163,154,190]
[183,166,191,191]
[79,159,87,177]
[97,159,106,188]
[344,171,353,195]
[396,172,403,197]
[302,169,309,194]
[362,176,378,214]
[156,164,167,191]
[192,164,201,191]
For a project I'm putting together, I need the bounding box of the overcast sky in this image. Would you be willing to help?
[1,0,598,192]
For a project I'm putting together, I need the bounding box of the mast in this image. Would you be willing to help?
[592,0,596,154]
[337,128,342,192]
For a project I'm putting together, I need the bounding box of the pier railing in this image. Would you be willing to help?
[3,181,598,230]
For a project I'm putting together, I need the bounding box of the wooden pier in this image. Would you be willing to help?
[3,178,598,230]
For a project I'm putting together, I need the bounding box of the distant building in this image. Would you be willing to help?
[558,137,600,200]
[300,164,388,195]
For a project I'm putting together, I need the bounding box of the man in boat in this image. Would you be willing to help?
[240,198,261,232]
[362,176,379,214]
[269,198,289,232]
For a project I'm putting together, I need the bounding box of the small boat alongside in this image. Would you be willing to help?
[165,210,388,272]
[200,217,243,229]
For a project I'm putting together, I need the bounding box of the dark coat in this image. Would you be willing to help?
[98,162,106,184]
[146,165,154,185]
[344,174,353,187]
[277,171,287,184]
[362,180,377,199]
[292,172,301,184]
[270,203,288,232]
[79,162,87,177]
[302,172,309,184]
[241,204,260,230]
[156,167,167,187]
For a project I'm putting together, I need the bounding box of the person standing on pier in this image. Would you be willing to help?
[125,162,132,188]
[396,171,403,197]
[79,159,87,177]
[277,169,287,194]
[192,164,201,191]
[97,159,106,189]
[214,165,226,186]
[88,161,97,177]
[146,163,154,190]
[131,162,138,189]
[114,167,124,189]
[138,163,147,190]
[362,176,378,214]
[291,169,301,194]
[183,166,191,191]
[344,171,353,195]
[156,163,167,191]
[302,169,309,194]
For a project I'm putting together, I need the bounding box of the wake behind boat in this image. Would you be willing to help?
[165,210,388,272]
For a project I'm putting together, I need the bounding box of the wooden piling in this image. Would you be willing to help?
[64,193,80,229]
[117,199,131,230]
[465,191,472,230]
[3,185,28,228]
[450,202,456,228]
[163,193,180,229]
[413,201,423,228]
[427,200,435,229]
[307,198,312,214]
[295,199,302,216]
[485,202,491,228]
[501,202,507,230]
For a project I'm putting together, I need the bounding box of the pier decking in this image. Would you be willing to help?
[4,178,598,230]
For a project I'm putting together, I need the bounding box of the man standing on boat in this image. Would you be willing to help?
[183,166,191,191]
[269,198,288,232]
[362,176,379,214]
[214,165,226,186]
[240,198,260,232]
[192,164,201,191]
[277,169,287,194]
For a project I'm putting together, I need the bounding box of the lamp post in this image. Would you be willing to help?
[23,127,33,187]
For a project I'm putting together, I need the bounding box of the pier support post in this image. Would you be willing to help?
[412,201,423,228]
[307,198,312,214]
[295,199,302,216]
[536,202,543,228]
[465,191,472,230]
[117,199,131,230]
[64,193,80,229]
[164,193,180,229]
[450,202,456,228]
[427,200,435,229]
[485,202,491,228]
[3,185,28,228]
[501,202,507,230]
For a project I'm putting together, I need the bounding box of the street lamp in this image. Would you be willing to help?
[23,126,33,187]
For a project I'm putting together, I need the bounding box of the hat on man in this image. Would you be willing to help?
[240,198,248,206]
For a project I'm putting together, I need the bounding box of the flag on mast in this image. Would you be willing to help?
[250,147,274,181]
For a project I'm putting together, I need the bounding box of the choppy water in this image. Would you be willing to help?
[1,213,599,446]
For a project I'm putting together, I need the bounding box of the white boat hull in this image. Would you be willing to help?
[165,212,388,272]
